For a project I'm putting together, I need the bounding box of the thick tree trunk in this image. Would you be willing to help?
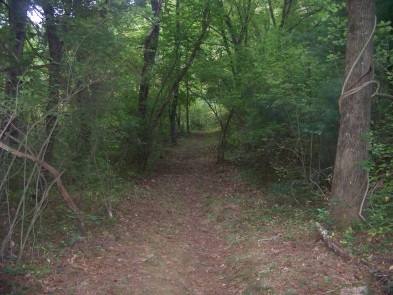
[1,0,28,197]
[4,0,29,139]
[5,0,29,97]
[330,0,375,228]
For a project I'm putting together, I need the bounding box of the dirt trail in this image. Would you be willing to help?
[16,132,372,295]
[45,132,241,294]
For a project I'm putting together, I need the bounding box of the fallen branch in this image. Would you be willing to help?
[316,222,393,293]
[0,140,84,226]
[315,222,351,261]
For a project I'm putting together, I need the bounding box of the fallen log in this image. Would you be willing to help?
[315,222,351,260]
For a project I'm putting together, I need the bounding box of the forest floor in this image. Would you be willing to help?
[1,132,387,294]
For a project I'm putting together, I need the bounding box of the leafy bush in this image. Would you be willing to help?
[363,134,393,235]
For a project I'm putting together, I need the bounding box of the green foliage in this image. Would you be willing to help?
[236,28,340,186]
[3,265,26,275]
[363,134,393,236]
[188,100,218,131]
[374,20,393,93]
[315,206,333,226]
[267,180,317,206]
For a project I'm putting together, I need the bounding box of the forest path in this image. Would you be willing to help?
[34,132,368,294]
[51,131,241,294]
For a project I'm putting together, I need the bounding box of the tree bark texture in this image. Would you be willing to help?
[330,0,375,228]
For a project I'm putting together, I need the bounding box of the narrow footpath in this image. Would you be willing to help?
[49,132,241,294]
[32,132,370,294]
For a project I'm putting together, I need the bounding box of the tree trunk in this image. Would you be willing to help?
[43,2,63,164]
[330,0,375,228]
[5,0,29,97]
[4,0,29,138]
[1,0,29,198]
[138,2,209,169]
[280,0,295,28]
[170,89,178,145]
[176,102,181,130]
[185,79,191,134]
[137,0,162,167]
[267,0,277,27]
[215,0,254,161]
[217,108,234,162]
[138,0,162,119]
[74,82,92,156]
[169,0,181,146]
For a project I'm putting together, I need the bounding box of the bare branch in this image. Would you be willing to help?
[0,140,84,226]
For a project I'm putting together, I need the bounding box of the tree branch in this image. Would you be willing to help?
[0,140,84,226]
[152,4,210,127]
[375,93,393,100]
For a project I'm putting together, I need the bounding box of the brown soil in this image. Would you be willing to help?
[1,132,383,294]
